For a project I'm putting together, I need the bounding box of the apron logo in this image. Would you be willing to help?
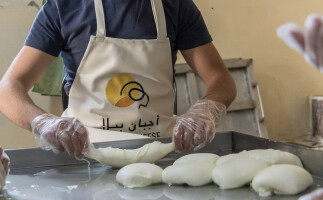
[105,73,149,109]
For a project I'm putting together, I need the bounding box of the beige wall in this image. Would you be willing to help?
[191,0,323,141]
[1,0,323,149]
[0,0,62,149]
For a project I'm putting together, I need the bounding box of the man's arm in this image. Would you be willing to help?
[173,43,236,152]
[0,46,54,131]
[0,46,89,158]
[181,42,237,107]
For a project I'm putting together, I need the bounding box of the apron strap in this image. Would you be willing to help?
[93,0,167,39]
[151,0,167,39]
[94,0,106,37]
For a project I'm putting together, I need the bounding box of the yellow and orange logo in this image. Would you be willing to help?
[105,73,149,108]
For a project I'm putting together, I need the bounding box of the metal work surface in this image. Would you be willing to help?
[3,132,323,200]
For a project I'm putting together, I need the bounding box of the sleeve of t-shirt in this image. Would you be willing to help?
[24,0,64,57]
[176,0,212,50]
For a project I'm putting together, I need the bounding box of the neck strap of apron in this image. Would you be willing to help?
[94,0,167,39]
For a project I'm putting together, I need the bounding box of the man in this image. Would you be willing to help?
[0,0,236,159]
[277,13,323,200]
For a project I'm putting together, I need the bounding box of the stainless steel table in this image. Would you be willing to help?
[2,132,323,200]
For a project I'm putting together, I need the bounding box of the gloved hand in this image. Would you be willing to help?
[0,146,9,189]
[299,188,323,200]
[31,114,89,159]
[173,99,226,152]
[0,147,9,175]
[277,13,323,72]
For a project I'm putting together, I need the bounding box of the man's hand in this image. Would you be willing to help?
[277,14,323,72]
[173,99,226,152]
[0,147,9,175]
[31,114,89,159]
[0,146,9,189]
[175,43,235,152]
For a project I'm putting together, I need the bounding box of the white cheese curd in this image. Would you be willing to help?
[173,153,219,165]
[212,155,269,189]
[251,164,313,197]
[162,162,216,187]
[247,149,303,167]
[116,163,163,188]
[86,142,174,168]
[215,151,249,166]
[86,127,147,143]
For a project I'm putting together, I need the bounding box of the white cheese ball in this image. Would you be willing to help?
[173,153,219,165]
[247,149,303,167]
[86,142,174,168]
[251,164,313,197]
[162,163,216,186]
[212,155,269,189]
[116,163,163,188]
[215,151,248,166]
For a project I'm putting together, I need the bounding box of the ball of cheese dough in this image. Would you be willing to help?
[173,153,219,165]
[247,149,303,167]
[212,155,269,189]
[251,164,313,197]
[162,163,216,186]
[215,151,249,166]
[86,142,174,168]
[116,163,163,188]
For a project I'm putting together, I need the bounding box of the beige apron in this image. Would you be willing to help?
[62,0,176,141]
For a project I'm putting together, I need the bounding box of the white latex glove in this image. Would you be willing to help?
[173,99,226,152]
[0,147,9,190]
[277,13,323,72]
[31,114,89,159]
[299,188,323,200]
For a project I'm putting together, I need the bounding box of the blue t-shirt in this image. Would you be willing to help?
[25,0,212,94]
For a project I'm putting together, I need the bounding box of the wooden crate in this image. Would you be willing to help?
[175,58,268,138]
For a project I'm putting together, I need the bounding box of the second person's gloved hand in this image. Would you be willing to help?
[31,114,89,159]
[0,147,9,175]
[173,99,226,152]
[299,188,323,200]
[277,13,323,72]
[0,146,9,189]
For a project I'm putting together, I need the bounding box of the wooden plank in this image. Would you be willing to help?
[174,58,252,75]
[310,96,323,137]
[224,58,252,69]
[174,58,268,138]
[247,61,268,138]
[227,100,256,112]
[175,64,193,75]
